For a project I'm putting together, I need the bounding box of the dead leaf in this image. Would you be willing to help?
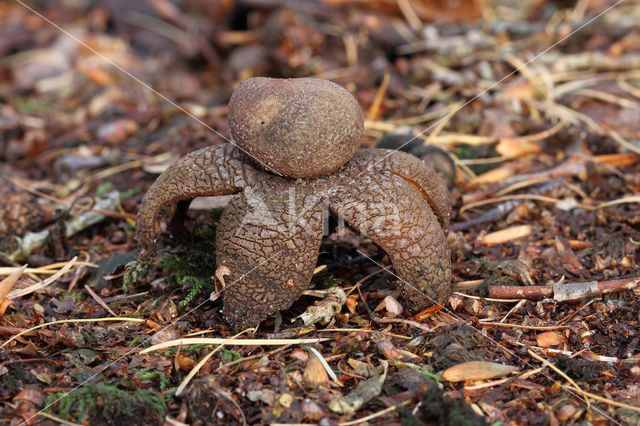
[474,166,513,185]
[176,354,195,371]
[96,118,139,144]
[328,360,388,414]
[303,355,329,387]
[301,399,325,421]
[496,137,542,158]
[50,296,79,314]
[377,339,401,360]
[247,389,276,406]
[345,294,358,314]
[0,266,25,315]
[536,331,567,348]
[442,361,519,382]
[150,328,181,345]
[481,225,532,246]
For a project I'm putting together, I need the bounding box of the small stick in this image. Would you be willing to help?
[553,277,639,301]
[500,299,526,323]
[84,285,117,317]
[480,323,571,331]
[489,286,553,300]
[7,257,77,299]
[528,350,591,410]
[489,277,640,301]
[359,288,431,332]
[452,179,565,231]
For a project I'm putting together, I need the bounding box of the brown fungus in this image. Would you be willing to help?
[228,77,363,178]
[136,78,451,331]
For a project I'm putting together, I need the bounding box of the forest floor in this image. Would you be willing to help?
[0,0,639,425]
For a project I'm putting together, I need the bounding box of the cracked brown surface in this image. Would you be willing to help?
[228,77,363,178]
[136,77,451,331]
[136,144,450,330]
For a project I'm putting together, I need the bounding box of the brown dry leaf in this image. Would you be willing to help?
[594,153,638,167]
[409,0,483,23]
[499,82,537,102]
[448,295,463,312]
[0,266,26,310]
[150,328,181,345]
[176,354,195,371]
[345,294,358,315]
[481,225,532,246]
[0,299,14,317]
[473,166,513,185]
[496,137,542,159]
[301,399,325,421]
[85,66,112,85]
[413,303,443,320]
[303,355,328,387]
[289,348,308,362]
[536,331,566,348]
[442,361,519,382]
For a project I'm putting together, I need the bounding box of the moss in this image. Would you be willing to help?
[164,343,208,355]
[136,369,171,391]
[157,208,223,307]
[123,259,151,290]
[45,381,166,425]
[321,275,341,289]
[14,96,54,113]
[451,143,498,175]
[220,348,243,363]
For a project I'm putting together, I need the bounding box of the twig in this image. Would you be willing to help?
[452,179,565,231]
[489,286,553,300]
[528,350,591,410]
[480,323,571,331]
[359,288,431,332]
[140,337,330,354]
[84,284,117,317]
[175,328,254,397]
[1,317,145,349]
[38,412,83,426]
[7,257,77,299]
[213,345,291,373]
[553,277,639,301]
[489,277,639,301]
[366,72,390,121]
[338,401,409,425]
[500,300,526,323]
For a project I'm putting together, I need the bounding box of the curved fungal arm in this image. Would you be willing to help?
[215,181,325,331]
[328,169,450,312]
[358,149,452,229]
[135,143,260,257]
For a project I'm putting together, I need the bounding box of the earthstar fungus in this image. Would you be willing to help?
[136,77,451,331]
